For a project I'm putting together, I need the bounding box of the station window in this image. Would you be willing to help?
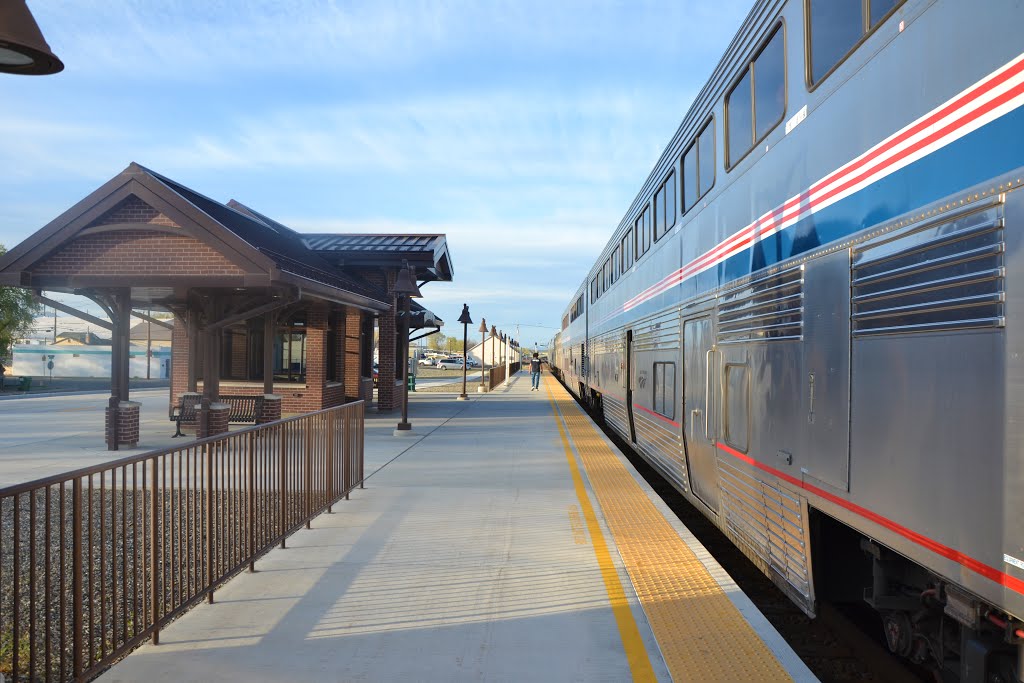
[620,230,633,272]
[682,118,716,213]
[634,205,652,259]
[726,24,786,168]
[653,171,677,241]
[807,0,905,87]
[653,361,676,420]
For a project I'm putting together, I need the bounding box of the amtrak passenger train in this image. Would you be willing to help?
[549,1,1024,680]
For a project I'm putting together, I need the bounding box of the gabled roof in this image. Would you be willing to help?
[303,233,454,282]
[0,163,454,320]
[225,200,388,303]
[128,321,173,342]
[0,163,392,312]
[55,331,111,345]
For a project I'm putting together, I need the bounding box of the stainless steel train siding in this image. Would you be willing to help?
[551,0,1024,679]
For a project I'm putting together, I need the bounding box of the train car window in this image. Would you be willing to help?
[870,0,899,27]
[665,171,677,234]
[620,230,632,271]
[643,205,652,253]
[698,121,715,200]
[653,361,676,420]
[653,171,677,241]
[684,119,716,213]
[753,29,785,140]
[611,247,620,282]
[727,70,753,166]
[727,24,785,168]
[635,205,652,258]
[807,0,860,85]
[654,184,667,240]
[807,0,906,88]
[682,142,698,212]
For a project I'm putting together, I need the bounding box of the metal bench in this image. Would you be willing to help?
[171,394,264,437]
[221,395,263,424]
[170,393,202,437]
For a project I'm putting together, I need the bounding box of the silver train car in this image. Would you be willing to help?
[550,0,1024,679]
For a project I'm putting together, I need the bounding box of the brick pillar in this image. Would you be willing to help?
[171,317,190,412]
[377,306,397,411]
[306,304,328,410]
[105,401,140,447]
[198,402,230,438]
[256,394,282,424]
[344,309,362,401]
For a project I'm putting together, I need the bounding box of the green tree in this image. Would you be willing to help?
[0,244,39,361]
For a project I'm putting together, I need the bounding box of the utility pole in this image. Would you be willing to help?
[52,306,56,343]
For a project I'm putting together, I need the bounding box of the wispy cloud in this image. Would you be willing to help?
[3,0,753,333]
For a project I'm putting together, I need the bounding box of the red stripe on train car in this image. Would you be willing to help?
[715,441,1024,597]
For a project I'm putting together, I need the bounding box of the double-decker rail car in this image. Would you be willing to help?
[551,0,1024,679]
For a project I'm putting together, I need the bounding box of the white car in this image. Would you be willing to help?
[436,357,465,370]
[418,357,434,366]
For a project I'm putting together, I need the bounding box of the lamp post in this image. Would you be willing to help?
[393,261,421,433]
[0,1,64,75]
[457,304,472,401]
[478,318,488,393]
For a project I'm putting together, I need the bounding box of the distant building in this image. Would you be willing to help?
[53,331,111,346]
[129,321,173,348]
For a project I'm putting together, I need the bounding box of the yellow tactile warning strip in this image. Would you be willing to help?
[549,382,658,682]
[544,374,794,683]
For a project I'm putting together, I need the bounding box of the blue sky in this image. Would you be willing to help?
[1,0,751,347]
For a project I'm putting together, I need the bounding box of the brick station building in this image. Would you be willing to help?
[0,163,451,448]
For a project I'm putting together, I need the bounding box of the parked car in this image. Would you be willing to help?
[418,357,434,366]
[436,357,465,370]
[372,363,379,386]
[465,357,480,368]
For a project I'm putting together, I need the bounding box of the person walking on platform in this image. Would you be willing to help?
[530,352,542,391]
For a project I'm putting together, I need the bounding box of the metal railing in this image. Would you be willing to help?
[0,400,365,682]
[487,362,521,389]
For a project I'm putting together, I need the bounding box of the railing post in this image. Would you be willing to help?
[248,431,256,572]
[150,456,160,646]
[359,402,365,488]
[326,411,334,513]
[72,479,83,676]
[305,418,312,530]
[206,442,214,604]
[343,408,351,499]
[280,424,287,549]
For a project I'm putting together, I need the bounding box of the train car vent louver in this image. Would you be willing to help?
[717,265,804,344]
[851,203,1005,336]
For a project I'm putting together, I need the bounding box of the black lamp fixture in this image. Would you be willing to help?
[0,1,63,75]
[478,317,488,392]
[393,261,420,433]
[457,304,472,401]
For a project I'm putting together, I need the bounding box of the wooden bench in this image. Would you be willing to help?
[171,394,264,437]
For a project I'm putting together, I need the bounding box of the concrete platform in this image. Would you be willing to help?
[95,372,817,683]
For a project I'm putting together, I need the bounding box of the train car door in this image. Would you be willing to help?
[625,329,636,443]
[683,315,720,512]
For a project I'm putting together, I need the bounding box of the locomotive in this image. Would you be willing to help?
[549,1,1024,680]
